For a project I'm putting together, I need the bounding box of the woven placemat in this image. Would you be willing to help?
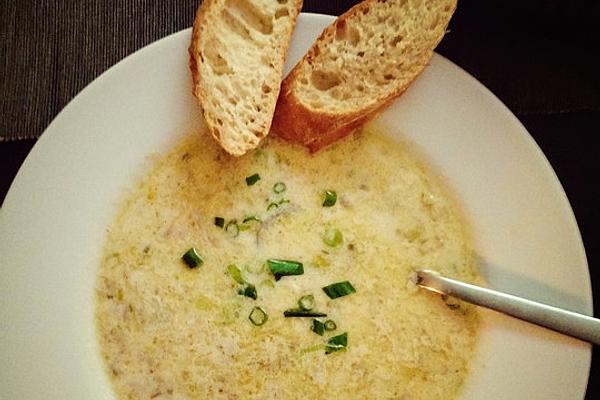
[0,0,362,140]
[1,0,599,141]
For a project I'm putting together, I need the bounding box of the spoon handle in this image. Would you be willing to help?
[414,269,600,345]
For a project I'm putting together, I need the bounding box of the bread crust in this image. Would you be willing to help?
[188,1,211,100]
[188,3,205,99]
[272,0,457,152]
[189,0,303,156]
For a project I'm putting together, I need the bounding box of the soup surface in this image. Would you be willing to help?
[96,126,480,399]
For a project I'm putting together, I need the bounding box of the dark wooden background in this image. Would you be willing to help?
[1,0,598,397]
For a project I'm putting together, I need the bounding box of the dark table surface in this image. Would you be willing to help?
[1,0,598,397]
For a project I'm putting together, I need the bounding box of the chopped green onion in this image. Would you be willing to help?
[324,319,337,331]
[242,215,261,224]
[267,259,304,280]
[249,306,268,326]
[273,182,287,193]
[227,264,245,284]
[238,284,257,300]
[214,217,225,228]
[225,220,239,237]
[240,215,261,231]
[182,248,203,268]
[323,281,356,299]
[325,332,348,354]
[298,294,316,311]
[322,227,343,247]
[322,190,337,207]
[312,254,330,268]
[246,173,261,186]
[284,309,327,318]
[267,198,290,211]
[311,319,325,336]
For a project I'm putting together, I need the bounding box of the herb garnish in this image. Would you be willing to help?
[273,182,287,194]
[246,173,261,186]
[322,190,337,207]
[182,248,203,268]
[322,227,343,247]
[283,310,328,318]
[323,281,356,299]
[267,259,304,280]
[325,332,348,354]
[214,217,225,228]
[249,306,268,326]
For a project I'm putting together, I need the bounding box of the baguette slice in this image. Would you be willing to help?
[272,0,457,152]
[189,0,303,156]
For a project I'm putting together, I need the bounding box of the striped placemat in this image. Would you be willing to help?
[1,0,599,141]
[0,0,360,141]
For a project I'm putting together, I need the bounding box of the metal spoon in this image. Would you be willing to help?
[412,269,600,345]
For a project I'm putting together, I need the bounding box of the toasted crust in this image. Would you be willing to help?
[189,0,303,156]
[272,0,457,152]
[188,5,203,97]
[188,1,210,96]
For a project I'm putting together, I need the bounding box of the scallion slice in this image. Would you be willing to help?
[239,284,257,300]
[311,319,325,336]
[182,248,203,268]
[325,332,348,354]
[322,190,337,207]
[322,227,343,247]
[227,264,245,284]
[298,294,316,311]
[240,215,261,231]
[267,198,289,211]
[214,217,225,228]
[246,173,261,186]
[283,309,327,318]
[249,306,268,326]
[242,215,261,224]
[225,220,240,237]
[273,182,287,193]
[267,259,304,280]
[323,281,356,299]
[324,319,337,331]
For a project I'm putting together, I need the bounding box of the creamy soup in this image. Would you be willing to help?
[96,126,480,399]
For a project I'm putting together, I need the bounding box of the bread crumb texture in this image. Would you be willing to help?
[294,0,456,112]
[96,125,480,399]
[190,0,302,156]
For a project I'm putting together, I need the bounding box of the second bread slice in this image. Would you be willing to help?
[189,0,303,156]
[272,0,457,152]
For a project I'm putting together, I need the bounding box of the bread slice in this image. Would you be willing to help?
[189,0,303,156]
[272,0,457,152]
